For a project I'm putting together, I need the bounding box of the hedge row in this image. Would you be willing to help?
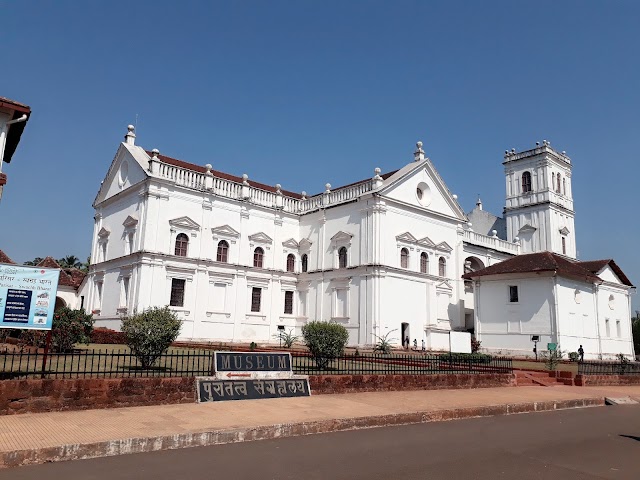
[90,327,127,345]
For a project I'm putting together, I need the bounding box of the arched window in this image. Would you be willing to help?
[174,233,189,257]
[438,257,446,277]
[420,252,429,273]
[338,247,348,268]
[400,248,409,268]
[552,172,555,190]
[301,254,308,272]
[562,178,566,196]
[557,173,561,193]
[216,240,229,263]
[286,253,295,272]
[521,171,532,193]
[253,247,264,268]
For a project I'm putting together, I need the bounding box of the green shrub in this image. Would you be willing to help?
[90,327,126,345]
[273,329,299,348]
[121,306,182,368]
[439,352,492,364]
[249,341,257,351]
[542,349,564,371]
[301,321,349,369]
[373,329,397,354]
[568,351,579,362]
[470,337,481,353]
[52,307,94,352]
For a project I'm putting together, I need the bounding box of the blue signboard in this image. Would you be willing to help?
[0,263,60,330]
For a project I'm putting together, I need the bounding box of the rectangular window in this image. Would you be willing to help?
[251,287,262,313]
[101,242,107,262]
[284,291,294,315]
[335,288,348,318]
[127,233,134,255]
[605,318,610,337]
[120,276,130,307]
[211,283,226,311]
[509,285,519,303]
[95,281,103,311]
[561,236,566,255]
[299,291,307,317]
[616,320,621,338]
[170,278,186,307]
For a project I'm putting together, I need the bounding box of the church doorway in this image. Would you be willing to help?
[401,322,410,348]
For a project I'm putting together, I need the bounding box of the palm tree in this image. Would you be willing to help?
[24,257,43,266]
[58,255,82,269]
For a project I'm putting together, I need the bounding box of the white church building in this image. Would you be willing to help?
[80,127,635,357]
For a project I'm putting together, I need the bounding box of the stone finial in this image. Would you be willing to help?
[125,125,136,145]
[275,184,282,194]
[514,236,520,244]
[242,174,249,186]
[511,148,516,153]
[373,167,382,180]
[466,222,473,231]
[151,148,159,159]
[148,148,159,174]
[491,229,497,237]
[325,183,331,193]
[301,191,307,200]
[476,196,482,210]
[414,141,425,162]
[452,194,458,200]
[204,164,212,175]
[536,142,540,146]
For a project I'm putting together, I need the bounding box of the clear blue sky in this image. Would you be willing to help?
[1,1,639,308]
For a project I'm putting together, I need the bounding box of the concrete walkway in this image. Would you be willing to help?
[2,384,640,468]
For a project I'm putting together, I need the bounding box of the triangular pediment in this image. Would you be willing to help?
[559,226,570,236]
[436,280,453,290]
[248,232,273,244]
[282,238,299,249]
[417,236,435,247]
[97,227,110,238]
[435,241,453,252]
[378,159,467,221]
[123,215,138,228]
[396,232,417,243]
[519,224,537,234]
[169,216,201,231]
[330,231,353,244]
[299,238,313,250]
[211,224,240,238]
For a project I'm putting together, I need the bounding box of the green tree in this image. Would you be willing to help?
[58,255,83,269]
[23,257,43,266]
[51,307,94,352]
[121,306,182,368]
[301,321,349,369]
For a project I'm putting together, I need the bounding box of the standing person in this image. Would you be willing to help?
[422,339,426,352]
[405,335,410,350]
[578,345,584,362]
[413,339,417,351]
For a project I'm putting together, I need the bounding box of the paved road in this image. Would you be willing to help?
[3,405,640,479]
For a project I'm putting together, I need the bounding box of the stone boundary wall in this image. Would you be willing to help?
[0,373,516,416]
[574,374,640,386]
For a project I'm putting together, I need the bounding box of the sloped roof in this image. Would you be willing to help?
[466,206,507,240]
[35,257,86,289]
[0,97,31,164]
[462,251,602,284]
[0,249,16,264]
[577,259,633,287]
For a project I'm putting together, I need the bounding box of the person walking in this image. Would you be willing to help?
[413,338,417,351]
[404,335,410,350]
[578,345,584,362]
[422,339,426,352]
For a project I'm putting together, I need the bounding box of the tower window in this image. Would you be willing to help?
[420,252,429,273]
[561,236,566,255]
[522,171,532,193]
[438,257,446,277]
[216,240,229,263]
[253,247,264,268]
[563,178,566,196]
[301,254,308,272]
[338,247,348,268]
[174,233,189,257]
[400,248,409,268]
[552,172,555,190]
[556,174,562,193]
[286,253,295,272]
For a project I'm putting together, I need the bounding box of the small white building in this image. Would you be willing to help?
[464,252,635,359]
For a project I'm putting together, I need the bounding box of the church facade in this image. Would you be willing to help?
[80,127,633,355]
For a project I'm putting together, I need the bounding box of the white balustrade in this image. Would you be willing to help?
[463,230,520,255]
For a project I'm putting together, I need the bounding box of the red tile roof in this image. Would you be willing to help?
[35,257,86,289]
[147,151,397,199]
[577,259,633,287]
[462,252,602,284]
[0,97,31,164]
[0,249,16,265]
[0,97,31,114]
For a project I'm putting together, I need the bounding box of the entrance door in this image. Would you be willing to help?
[401,322,410,348]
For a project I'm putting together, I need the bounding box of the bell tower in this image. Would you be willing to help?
[503,140,576,258]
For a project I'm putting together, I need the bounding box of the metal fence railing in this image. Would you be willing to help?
[0,349,513,380]
[578,361,640,376]
[0,349,214,380]
[291,354,513,375]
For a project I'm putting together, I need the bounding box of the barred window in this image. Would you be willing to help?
[522,171,532,193]
[251,287,261,312]
[284,291,294,314]
[301,254,308,272]
[175,233,189,257]
[400,248,409,268]
[217,240,229,263]
[253,247,264,268]
[170,278,185,307]
[438,257,446,277]
[338,247,348,268]
[420,252,429,273]
[286,254,295,272]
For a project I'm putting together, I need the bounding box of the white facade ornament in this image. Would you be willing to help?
[414,141,425,162]
[124,125,136,145]
[149,148,160,174]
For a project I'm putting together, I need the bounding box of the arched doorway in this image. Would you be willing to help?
[463,257,485,332]
[400,322,410,349]
[54,297,66,311]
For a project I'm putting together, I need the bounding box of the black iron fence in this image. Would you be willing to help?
[0,349,214,380]
[291,353,513,375]
[578,361,640,376]
[0,349,512,380]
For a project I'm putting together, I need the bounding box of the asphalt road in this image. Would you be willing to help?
[3,405,640,479]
